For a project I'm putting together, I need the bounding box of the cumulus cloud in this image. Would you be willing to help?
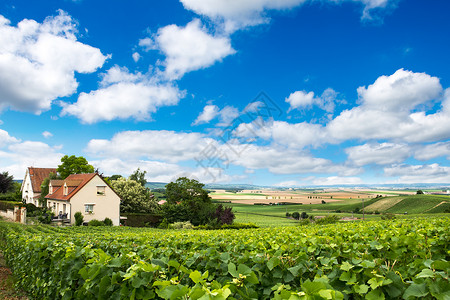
[0,10,108,114]
[61,66,183,123]
[415,142,450,161]
[193,104,239,126]
[345,142,411,166]
[0,129,20,147]
[193,105,220,125]
[327,69,449,143]
[312,176,363,186]
[42,131,53,138]
[384,163,450,184]
[180,0,396,32]
[86,130,216,163]
[234,119,327,149]
[0,139,64,178]
[141,19,235,80]
[286,88,339,113]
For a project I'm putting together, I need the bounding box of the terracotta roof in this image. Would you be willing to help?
[28,167,57,193]
[46,173,97,201]
[49,180,64,187]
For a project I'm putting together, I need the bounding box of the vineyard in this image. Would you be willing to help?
[0,218,449,299]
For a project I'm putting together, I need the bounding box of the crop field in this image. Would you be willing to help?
[210,189,380,205]
[0,217,449,299]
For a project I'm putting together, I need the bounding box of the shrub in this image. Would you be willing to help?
[285,212,291,217]
[300,212,309,219]
[170,221,193,230]
[315,215,340,225]
[416,190,424,195]
[88,219,104,226]
[298,219,311,226]
[74,212,84,226]
[291,212,300,220]
[381,213,396,220]
[37,209,53,224]
[122,213,162,227]
[103,217,113,226]
[321,200,327,204]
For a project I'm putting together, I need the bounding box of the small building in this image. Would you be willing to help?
[21,167,57,206]
[46,173,121,226]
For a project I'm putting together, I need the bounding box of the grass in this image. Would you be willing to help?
[234,212,299,227]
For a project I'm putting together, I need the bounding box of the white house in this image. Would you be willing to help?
[21,167,57,206]
[45,173,121,226]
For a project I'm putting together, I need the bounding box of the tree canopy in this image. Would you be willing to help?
[0,171,14,194]
[129,168,147,187]
[57,155,95,179]
[111,177,158,213]
[163,177,214,225]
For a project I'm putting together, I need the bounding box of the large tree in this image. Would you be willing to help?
[57,155,95,179]
[0,171,14,194]
[164,177,213,225]
[111,177,158,213]
[129,168,147,187]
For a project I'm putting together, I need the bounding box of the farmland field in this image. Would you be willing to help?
[0,217,449,299]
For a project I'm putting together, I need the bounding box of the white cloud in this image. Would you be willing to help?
[193,104,220,125]
[384,163,450,184]
[327,69,449,143]
[312,176,363,186]
[0,129,20,147]
[286,88,339,113]
[286,91,315,111]
[0,139,64,179]
[86,130,216,163]
[274,180,301,187]
[193,104,239,126]
[61,66,183,123]
[145,19,235,80]
[42,131,53,138]
[132,52,141,62]
[415,142,450,161]
[345,142,411,166]
[0,10,108,114]
[234,119,327,149]
[180,0,396,32]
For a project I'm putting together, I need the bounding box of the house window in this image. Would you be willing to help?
[97,186,106,196]
[85,204,94,213]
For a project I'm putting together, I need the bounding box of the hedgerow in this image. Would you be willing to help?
[0,217,448,299]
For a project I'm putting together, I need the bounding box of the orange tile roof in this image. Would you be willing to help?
[28,167,57,193]
[46,173,97,201]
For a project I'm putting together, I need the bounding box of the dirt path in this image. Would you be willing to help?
[0,252,28,300]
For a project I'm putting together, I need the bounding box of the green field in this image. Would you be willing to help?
[0,218,448,299]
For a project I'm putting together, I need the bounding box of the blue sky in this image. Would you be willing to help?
[1,0,450,186]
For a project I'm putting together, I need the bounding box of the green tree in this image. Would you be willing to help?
[57,155,95,179]
[38,172,58,206]
[111,177,158,213]
[164,177,213,225]
[129,168,147,187]
[416,190,424,195]
[0,171,14,194]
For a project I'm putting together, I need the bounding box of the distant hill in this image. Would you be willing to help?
[365,195,450,214]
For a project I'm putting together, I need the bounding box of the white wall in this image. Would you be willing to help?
[70,175,120,226]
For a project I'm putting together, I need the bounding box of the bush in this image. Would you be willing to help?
[103,217,113,226]
[195,223,258,230]
[37,209,54,224]
[315,215,340,225]
[212,204,235,225]
[88,219,104,226]
[0,200,22,211]
[74,212,84,226]
[122,213,162,227]
[416,190,424,195]
[298,219,311,226]
[170,221,193,230]
[285,212,291,217]
[300,212,309,219]
[381,213,396,220]
[291,212,300,220]
[321,200,326,204]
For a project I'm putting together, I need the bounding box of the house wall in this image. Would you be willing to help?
[47,200,71,217]
[21,171,38,205]
[69,176,120,226]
